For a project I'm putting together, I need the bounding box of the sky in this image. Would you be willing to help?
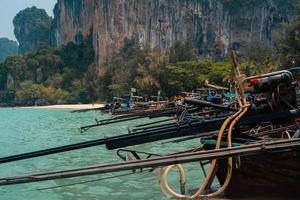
[0,0,57,41]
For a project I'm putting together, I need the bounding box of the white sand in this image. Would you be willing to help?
[23,104,105,110]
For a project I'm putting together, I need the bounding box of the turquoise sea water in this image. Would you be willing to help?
[0,108,207,200]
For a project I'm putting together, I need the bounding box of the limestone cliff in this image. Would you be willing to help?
[14,6,52,54]
[51,0,295,66]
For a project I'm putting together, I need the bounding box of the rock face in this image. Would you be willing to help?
[0,38,18,61]
[14,6,52,54]
[51,0,295,66]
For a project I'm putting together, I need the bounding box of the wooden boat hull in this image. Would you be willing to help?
[216,148,300,198]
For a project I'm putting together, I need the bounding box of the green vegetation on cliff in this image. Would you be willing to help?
[272,1,300,68]
[0,38,18,61]
[0,34,289,105]
[0,39,236,105]
[276,17,300,68]
[0,36,94,105]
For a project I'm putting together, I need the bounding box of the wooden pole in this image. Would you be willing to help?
[0,138,300,186]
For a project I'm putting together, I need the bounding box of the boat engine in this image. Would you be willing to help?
[244,70,297,113]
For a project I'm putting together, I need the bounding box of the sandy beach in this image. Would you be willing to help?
[22,104,105,110]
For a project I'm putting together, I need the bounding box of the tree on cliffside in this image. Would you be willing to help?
[13,6,52,54]
[274,0,300,68]
[169,42,197,63]
[276,16,300,68]
[0,38,18,61]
